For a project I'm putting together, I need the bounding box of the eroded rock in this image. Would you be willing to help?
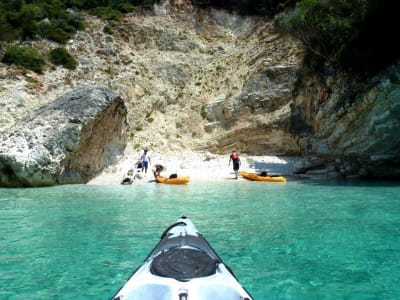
[0,86,128,187]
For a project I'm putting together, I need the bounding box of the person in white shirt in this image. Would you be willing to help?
[141,149,151,173]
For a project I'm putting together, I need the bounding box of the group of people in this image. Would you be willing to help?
[137,149,164,179]
[132,149,242,181]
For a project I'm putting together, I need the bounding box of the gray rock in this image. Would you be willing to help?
[0,86,128,187]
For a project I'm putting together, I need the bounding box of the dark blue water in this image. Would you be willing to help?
[1,180,399,299]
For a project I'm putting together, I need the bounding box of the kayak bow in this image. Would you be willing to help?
[112,216,252,300]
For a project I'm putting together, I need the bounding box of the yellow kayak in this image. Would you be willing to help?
[156,175,190,184]
[240,171,286,182]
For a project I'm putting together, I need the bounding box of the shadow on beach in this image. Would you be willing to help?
[246,156,300,176]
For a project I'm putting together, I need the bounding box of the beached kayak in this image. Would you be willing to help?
[240,171,286,182]
[112,216,253,300]
[156,175,190,184]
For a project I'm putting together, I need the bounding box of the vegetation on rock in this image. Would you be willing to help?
[1,45,45,73]
[275,0,400,76]
[196,0,297,16]
[1,0,399,77]
[0,0,156,43]
[49,47,78,70]
[200,0,400,75]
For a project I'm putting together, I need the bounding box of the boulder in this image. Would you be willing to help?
[0,85,128,187]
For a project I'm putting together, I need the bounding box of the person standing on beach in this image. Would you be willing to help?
[229,150,241,179]
[141,149,151,174]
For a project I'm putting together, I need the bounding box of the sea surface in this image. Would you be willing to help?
[1,180,400,300]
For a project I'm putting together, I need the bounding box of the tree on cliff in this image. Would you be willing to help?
[275,0,400,76]
[196,0,297,15]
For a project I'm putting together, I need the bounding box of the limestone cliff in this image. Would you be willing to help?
[0,1,303,156]
[0,0,399,180]
[293,64,400,178]
[0,86,128,187]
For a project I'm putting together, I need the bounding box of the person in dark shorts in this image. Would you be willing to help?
[229,150,241,179]
[141,149,151,174]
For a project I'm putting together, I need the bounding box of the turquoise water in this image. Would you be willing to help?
[1,180,400,299]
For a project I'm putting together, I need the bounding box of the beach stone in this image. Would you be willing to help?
[204,151,217,160]
[293,156,325,174]
[0,86,128,187]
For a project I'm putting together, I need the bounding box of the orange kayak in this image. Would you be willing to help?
[240,171,286,182]
[156,175,190,184]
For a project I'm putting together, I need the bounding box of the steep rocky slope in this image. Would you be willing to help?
[1,0,399,180]
[0,0,302,156]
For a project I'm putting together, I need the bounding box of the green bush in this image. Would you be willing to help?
[41,23,70,44]
[275,0,358,68]
[201,0,297,16]
[91,7,122,21]
[49,47,78,70]
[1,46,45,73]
[0,1,159,43]
[18,4,43,39]
[0,14,15,41]
[117,3,136,13]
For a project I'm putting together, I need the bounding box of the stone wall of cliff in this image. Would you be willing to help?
[0,86,128,187]
[0,0,399,180]
[293,63,400,178]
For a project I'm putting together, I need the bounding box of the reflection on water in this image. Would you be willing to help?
[0,180,399,299]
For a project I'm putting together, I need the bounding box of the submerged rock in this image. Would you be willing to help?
[0,85,128,187]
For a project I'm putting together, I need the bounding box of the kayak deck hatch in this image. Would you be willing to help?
[112,216,253,300]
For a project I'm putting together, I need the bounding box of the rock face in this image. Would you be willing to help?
[203,64,303,155]
[0,1,399,180]
[0,86,128,187]
[293,63,400,179]
[0,3,304,157]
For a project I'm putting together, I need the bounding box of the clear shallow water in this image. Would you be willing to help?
[1,180,400,300]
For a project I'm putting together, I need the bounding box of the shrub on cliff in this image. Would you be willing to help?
[49,47,78,70]
[90,7,123,21]
[195,0,297,15]
[0,1,85,43]
[275,0,400,76]
[0,1,157,43]
[1,46,45,73]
